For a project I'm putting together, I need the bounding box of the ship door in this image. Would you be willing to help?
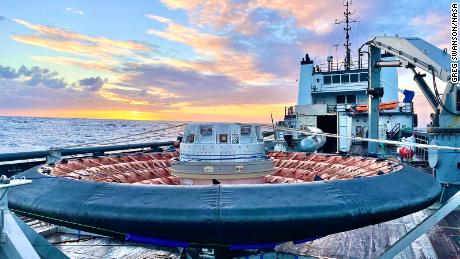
[316,115,337,153]
[338,112,352,153]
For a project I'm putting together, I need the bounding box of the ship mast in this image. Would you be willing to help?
[335,0,359,70]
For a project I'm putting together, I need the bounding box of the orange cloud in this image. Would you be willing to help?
[12,19,151,61]
[147,15,273,83]
[0,103,289,123]
[31,56,114,72]
[98,89,150,106]
[158,0,201,10]
[159,0,368,34]
[409,12,449,49]
[8,16,295,122]
[0,109,167,121]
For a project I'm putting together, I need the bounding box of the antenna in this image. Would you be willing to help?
[335,0,360,70]
[333,43,339,70]
[270,113,277,140]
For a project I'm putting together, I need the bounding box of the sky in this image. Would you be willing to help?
[0,0,452,124]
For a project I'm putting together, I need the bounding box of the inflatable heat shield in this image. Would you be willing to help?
[8,152,441,248]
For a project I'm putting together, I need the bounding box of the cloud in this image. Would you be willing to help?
[31,56,114,72]
[0,64,108,92]
[116,63,295,107]
[155,0,450,67]
[0,65,19,79]
[146,15,273,83]
[1,1,453,123]
[65,7,84,16]
[77,76,107,92]
[409,11,449,49]
[159,0,364,35]
[0,79,130,112]
[145,14,172,24]
[0,65,67,89]
[410,12,443,27]
[159,0,200,10]
[12,19,151,61]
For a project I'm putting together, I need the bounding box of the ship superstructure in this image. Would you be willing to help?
[276,1,416,153]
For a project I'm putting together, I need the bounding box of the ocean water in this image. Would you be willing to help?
[0,116,185,154]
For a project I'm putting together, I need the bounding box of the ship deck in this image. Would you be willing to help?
[18,147,459,259]
[278,209,460,258]
[8,143,456,258]
[21,208,460,258]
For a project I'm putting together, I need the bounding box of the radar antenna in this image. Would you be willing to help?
[335,0,360,70]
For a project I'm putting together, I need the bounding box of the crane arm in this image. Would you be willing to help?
[369,37,451,82]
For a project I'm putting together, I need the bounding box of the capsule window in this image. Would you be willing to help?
[241,126,251,134]
[360,72,368,81]
[186,134,195,143]
[341,74,349,83]
[219,134,228,143]
[200,125,213,135]
[323,75,331,85]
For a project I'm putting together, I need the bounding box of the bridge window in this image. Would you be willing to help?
[336,95,356,104]
[336,95,346,104]
[332,75,340,84]
[347,94,356,104]
[350,74,359,82]
[323,75,331,85]
[360,72,368,81]
[341,74,349,83]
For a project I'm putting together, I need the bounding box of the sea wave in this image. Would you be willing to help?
[0,116,186,153]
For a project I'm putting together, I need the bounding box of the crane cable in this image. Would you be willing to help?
[431,68,457,116]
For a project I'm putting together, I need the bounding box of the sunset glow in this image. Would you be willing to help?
[0,0,451,124]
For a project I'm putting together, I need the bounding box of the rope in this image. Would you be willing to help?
[277,127,460,151]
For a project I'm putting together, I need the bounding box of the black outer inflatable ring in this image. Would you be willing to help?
[8,165,441,247]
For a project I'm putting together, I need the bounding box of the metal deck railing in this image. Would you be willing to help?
[0,141,175,176]
[313,59,368,73]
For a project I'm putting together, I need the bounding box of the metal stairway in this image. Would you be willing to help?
[387,123,400,140]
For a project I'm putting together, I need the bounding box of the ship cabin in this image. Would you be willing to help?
[280,54,416,153]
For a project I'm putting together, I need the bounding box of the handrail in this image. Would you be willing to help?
[388,123,401,140]
[0,141,175,163]
[390,123,401,134]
